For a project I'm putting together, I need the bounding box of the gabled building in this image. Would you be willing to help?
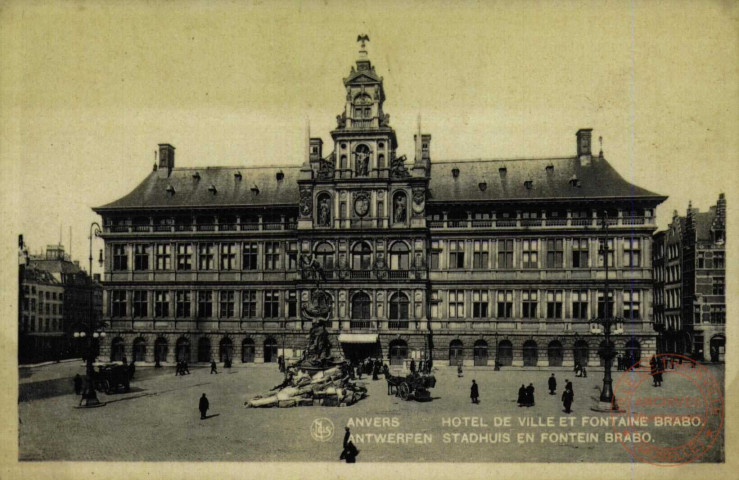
[93,42,666,368]
[653,194,726,360]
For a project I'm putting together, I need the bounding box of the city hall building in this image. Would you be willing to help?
[94,44,666,368]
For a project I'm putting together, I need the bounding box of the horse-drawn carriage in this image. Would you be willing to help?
[92,363,131,394]
[386,372,436,401]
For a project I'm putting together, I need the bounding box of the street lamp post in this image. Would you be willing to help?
[75,222,105,408]
[590,213,622,411]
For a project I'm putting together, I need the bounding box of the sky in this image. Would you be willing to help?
[1,0,737,276]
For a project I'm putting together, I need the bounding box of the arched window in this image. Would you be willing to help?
[389,241,410,270]
[352,242,372,270]
[197,337,211,363]
[523,340,538,367]
[497,340,513,366]
[624,339,641,366]
[264,337,278,363]
[241,338,255,363]
[474,340,489,366]
[389,292,409,329]
[351,292,371,320]
[393,191,408,224]
[354,144,370,176]
[316,193,332,227]
[154,337,168,364]
[449,340,464,366]
[547,340,563,367]
[352,94,373,120]
[573,339,589,367]
[133,337,147,362]
[314,242,335,271]
[710,335,725,362]
[176,337,191,363]
[378,154,385,170]
[219,337,233,363]
[110,337,125,362]
[340,154,347,170]
[598,340,615,367]
[389,339,408,366]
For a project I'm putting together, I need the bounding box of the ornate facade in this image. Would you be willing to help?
[94,43,666,368]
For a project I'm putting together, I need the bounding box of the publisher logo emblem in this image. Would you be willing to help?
[310,417,335,442]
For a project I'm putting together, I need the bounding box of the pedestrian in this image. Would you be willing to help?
[73,374,83,395]
[175,361,181,376]
[372,362,379,381]
[565,379,573,395]
[121,355,128,366]
[470,380,479,404]
[278,355,284,373]
[457,360,463,378]
[129,360,136,380]
[525,383,535,407]
[340,427,359,463]
[548,373,557,395]
[199,393,209,419]
[418,360,425,374]
[562,387,574,413]
[183,361,190,374]
[517,384,526,407]
[356,363,362,380]
[410,359,416,374]
[210,360,218,374]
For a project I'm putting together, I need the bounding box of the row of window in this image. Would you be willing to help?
[430,289,640,320]
[22,287,63,301]
[432,238,642,269]
[21,316,61,333]
[20,298,64,315]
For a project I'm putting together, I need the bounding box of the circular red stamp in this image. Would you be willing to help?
[611,353,724,465]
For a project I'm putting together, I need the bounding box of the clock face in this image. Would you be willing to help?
[354,195,369,217]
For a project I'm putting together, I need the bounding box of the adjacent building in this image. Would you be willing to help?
[93,43,666,368]
[19,266,65,363]
[653,194,726,361]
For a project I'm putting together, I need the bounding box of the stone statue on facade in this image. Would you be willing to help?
[390,154,410,178]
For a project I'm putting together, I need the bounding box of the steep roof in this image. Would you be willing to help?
[693,211,716,241]
[427,156,664,204]
[95,166,301,211]
[22,267,61,286]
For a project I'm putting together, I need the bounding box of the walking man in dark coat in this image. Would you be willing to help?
[565,379,573,395]
[183,361,190,374]
[470,380,479,404]
[525,383,535,407]
[199,393,209,419]
[562,386,574,413]
[517,384,526,407]
[340,427,359,463]
[210,360,218,374]
[548,373,557,395]
[410,359,416,374]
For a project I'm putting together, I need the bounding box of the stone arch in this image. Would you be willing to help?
[473,339,489,366]
[498,340,513,366]
[547,340,563,367]
[132,336,147,362]
[241,337,255,363]
[523,340,538,367]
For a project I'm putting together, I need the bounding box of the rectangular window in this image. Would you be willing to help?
[133,291,148,318]
[697,252,705,269]
[712,277,725,295]
[198,291,213,318]
[264,290,279,318]
[241,290,257,318]
[623,238,641,267]
[430,241,441,270]
[623,290,640,320]
[176,244,192,271]
[264,242,281,270]
[710,306,726,324]
[473,240,489,269]
[113,245,128,270]
[572,238,589,268]
[134,244,149,271]
[472,290,489,318]
[497,290,513,318]
[219,291,235,318]
[111,290,126,317]
[546,239,564,268]
[287,242,298,270]
[176,291,191,318]
[449,240,465,269]
[497,240,514,269]
[572,290,588,319]
[522,290,538,318]
[546,290,563,318]
[155,244,171,270]
[598,239,614,267]
[597,291,614,318]
[522,239,538,268]
[449,290,464,318]
[154,291,170,318]
[714,252,725,269]
[430,290,440,319]
[220,243,237,270]
[287,291,298,317]
[242,243,258,270]
[198,243,215,270]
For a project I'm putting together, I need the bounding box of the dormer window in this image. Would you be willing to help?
[524,180,533,190]
[569,175,581,188]
[546,164,554,173]
[251,185,260,195]
[208,185,217,195]
[166,185,175,196]
[276,171,284,181]
[499,166,507,179]
[479,181,487,191]
[192,172,201,181]
[234,172,242,180]
[451,167,460,178]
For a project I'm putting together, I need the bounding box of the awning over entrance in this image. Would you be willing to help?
[338,334,379,344]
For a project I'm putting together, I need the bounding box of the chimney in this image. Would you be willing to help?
[576,129,592,165]
[158,144,175,178]
[309,138,323,163]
